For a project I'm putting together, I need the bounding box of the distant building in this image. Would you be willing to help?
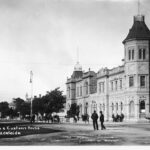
[66,14,150,121]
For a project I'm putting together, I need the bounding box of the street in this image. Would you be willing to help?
[0,121,150,145]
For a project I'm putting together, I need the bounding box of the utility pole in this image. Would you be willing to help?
[30,71,33,117]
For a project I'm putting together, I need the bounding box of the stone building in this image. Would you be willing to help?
[66,14,150,121]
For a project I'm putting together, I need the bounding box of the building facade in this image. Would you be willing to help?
[66,15,150,121]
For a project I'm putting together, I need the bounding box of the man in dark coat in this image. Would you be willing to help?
[91,110,98,130]
[100,111,106,130]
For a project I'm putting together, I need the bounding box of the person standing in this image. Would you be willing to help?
[91,110,99,130]
[100,111,106,130]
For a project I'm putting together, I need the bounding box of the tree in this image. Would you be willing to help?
[0,101,9,118]
[32,97,45,116]
[42,88,65,114]
[67,103,79,118]
[13,98,25,113]
[13,98,30,118]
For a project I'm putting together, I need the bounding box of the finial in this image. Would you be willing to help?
[77,46,79,63]
[138,0,140,15]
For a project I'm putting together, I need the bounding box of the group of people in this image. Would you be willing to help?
[91,111,106,130]
[112,113,124,122]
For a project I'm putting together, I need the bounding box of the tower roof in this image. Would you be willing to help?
[123,15,150,44]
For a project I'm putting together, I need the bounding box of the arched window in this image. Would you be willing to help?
[99,104,102,111]
[103,103,105,112]
[91,102,97,113]
[121,102,123,112]
[116,103,118,111]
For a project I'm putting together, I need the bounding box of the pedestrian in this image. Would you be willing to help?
[100,111,106,130]
[91,110,99,130]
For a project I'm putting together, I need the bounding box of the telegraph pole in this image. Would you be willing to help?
[30,71,33,117]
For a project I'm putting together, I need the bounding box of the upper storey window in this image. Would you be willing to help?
[85,82,88,95]
[129,76,134,87]
[140,76,146,87]
[128,49,134,60]
[128,50,131,60]
[139,48,146,60]
[99,82,105,93]
[80,86,82,96]
[132,49,134,60]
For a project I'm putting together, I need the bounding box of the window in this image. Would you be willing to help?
[68,87,70,98]
[77,87,79,97]
[85,82,88,95]
[140,76,146,87]
[140,100,145,113]
[116,103,118,111]
[129,76,134,87]
[103,82,105,92]
[99,82,101,93]
[121,102,123,111]
[99,82,105,93]
[143,49,146,59]
[120,79,122,89]
[103,103,105,111]
[80,86,82,96]
[129,50,131,60]
[99,104,102,111]
[139,49,142,59]
[111,81,113,91]
[132,49,134,60]
[115,80,117,90]
[139,48,146,59]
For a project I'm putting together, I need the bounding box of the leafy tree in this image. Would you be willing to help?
[13,98,30,118]
[67,103,79,118]
[20,102,30,118]
[13,98,25,113]
[42,88,65,114]
[0,101,9,118]
[32,97,45,116]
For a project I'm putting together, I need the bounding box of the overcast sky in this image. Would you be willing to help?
[0,0,150,102]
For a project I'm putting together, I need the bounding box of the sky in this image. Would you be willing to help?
[0,0,150,102]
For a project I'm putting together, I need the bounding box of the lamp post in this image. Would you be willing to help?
[30,71,33,117]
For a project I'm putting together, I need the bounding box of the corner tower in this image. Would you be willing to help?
[66,62,83,111]
[123,15,150,120]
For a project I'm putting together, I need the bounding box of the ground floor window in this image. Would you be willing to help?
[140,100,145,113]
[91,102,97,113]
[121,102,123,112]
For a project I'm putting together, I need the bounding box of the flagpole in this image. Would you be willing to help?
[30,71,33,117]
